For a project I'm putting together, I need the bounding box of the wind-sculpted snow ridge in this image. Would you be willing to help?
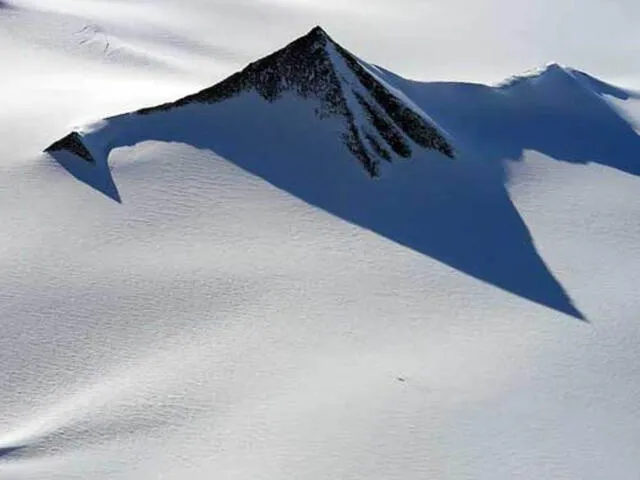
[46,26,454,178]
[495,62,571,88]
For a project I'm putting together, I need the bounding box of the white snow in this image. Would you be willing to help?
[1,2,640,479]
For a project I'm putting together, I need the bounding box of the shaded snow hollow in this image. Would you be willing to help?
[45,27,640,320]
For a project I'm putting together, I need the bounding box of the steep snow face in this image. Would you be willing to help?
[569,69,640,134]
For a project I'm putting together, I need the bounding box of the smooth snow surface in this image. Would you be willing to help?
[2,2,640,480]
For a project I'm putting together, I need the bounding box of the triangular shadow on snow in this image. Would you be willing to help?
[47,133,122,203]
[43,95,587,321]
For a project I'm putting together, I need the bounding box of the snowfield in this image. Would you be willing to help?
[1,1,640,479]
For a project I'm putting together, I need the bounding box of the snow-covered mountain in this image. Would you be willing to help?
[2,6,640,480]
[45,27,639,321]
[47,27,454,179]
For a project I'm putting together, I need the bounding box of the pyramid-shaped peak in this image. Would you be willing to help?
[293,26,341,51]
[308,25,331,39]
[283,25,340,52]
[537,62,583,80]
[542,62,568,72]
[306,25,343,43]
[538,63,597,79]
[498,62,580,88]
[137,25,348,115]
[520,62,574,79]
[65,24,453,179]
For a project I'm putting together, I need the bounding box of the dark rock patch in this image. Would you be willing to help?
[355,92,412,158]
[45,132,94,163]
[344,125,380,178]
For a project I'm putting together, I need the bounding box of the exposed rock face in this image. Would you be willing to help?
[46,132,95,163]
[332,41,454,159]
[46,27,455,177]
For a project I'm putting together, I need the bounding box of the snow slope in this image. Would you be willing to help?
[1,3,640,480]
